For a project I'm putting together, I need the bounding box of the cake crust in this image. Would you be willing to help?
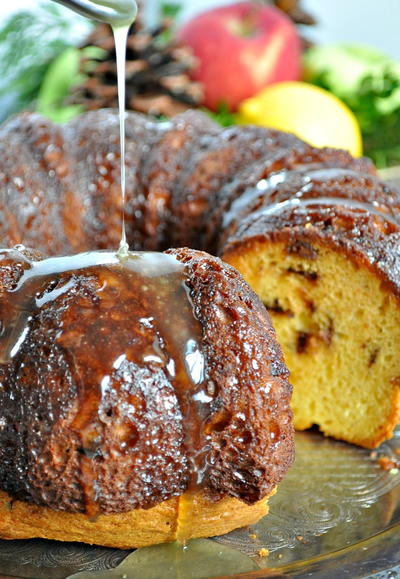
[0,488,273,549]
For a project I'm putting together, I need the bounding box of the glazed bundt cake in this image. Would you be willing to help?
[1,109,398,449]
[0,107,399,548]
[0,245,293,548]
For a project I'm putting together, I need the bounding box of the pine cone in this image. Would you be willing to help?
[270,0,316,49]
[272,0,316,26]
[70,11,203,118]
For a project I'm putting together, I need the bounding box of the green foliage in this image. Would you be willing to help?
[0,1,91,121]
[207,103,237,127]
[347,72,400,168]
[37,46,104,123]
[313,69,400,168]
[160,2,183,20]
[305,44,400,168]
[155,2,183,46]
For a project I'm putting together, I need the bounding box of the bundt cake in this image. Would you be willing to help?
[0,245,293,548]
[1,109,398,449]
[0,107,399,548]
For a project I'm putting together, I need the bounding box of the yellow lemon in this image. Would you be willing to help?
[237,81,362,157]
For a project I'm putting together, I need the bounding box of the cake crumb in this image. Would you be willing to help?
[249,533,257,540]
[378,456,398,471]
[370,451,378,460]
[258,548,269,558]
[296,535,309,544]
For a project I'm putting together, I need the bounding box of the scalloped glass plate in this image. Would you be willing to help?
[0,427,399,579]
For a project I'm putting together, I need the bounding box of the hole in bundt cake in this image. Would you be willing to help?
[303,298,316,313]
[269,422,281,440]
[238,430,253,444]
[296,332,310,354]
[264,298,293,318]
[368,348,380,367]
[205,409,232,434]
[286,240,318,260]
[287,267,318,281]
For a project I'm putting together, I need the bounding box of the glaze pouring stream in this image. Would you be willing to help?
[52,0,137,255]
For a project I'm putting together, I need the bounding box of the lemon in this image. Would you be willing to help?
[237,81,362,157]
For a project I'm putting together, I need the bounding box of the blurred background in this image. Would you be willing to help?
[0,0,399,168]
[1,0,399,57]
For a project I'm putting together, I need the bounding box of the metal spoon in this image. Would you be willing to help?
[51,0,137,27]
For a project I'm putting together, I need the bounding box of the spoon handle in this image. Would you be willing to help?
[51,0,137,27]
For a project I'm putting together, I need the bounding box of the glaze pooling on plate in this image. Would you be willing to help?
[215,428,400,565]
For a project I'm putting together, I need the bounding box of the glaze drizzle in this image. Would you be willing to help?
[0,248,214,515]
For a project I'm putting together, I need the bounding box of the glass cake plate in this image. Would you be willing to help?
[0,427,399,579]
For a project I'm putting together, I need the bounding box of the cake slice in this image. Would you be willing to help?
[221,166,400,448]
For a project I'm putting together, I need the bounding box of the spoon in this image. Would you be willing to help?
[51,0,137,27]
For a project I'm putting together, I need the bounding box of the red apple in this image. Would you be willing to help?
[178,1,301,111]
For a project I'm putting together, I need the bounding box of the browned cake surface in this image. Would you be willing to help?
[65,110,162,251]
[221,168,400,296]
[0,247,293,515]
[139,111,219,251]
[207,153,376,254]
[167,125,307,250]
